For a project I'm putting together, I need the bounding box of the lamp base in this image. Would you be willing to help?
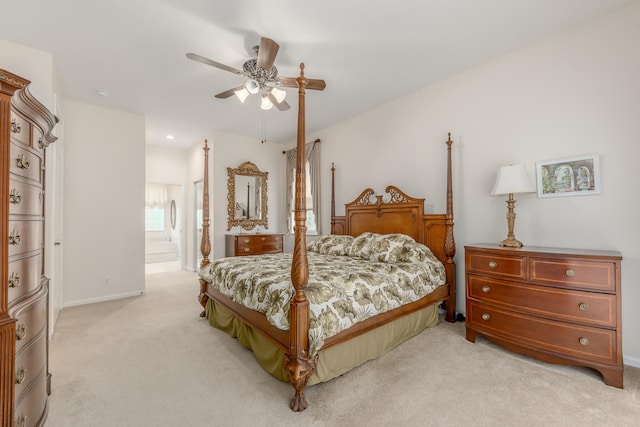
[499,237,523,248]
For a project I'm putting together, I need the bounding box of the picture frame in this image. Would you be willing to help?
[536,154,600,198]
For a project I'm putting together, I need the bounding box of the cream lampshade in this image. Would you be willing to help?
[491,164,535,248]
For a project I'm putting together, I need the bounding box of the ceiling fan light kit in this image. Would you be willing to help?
[260,96,274,110]
[234,88,250,103]
[271,87,286,103]
[244,78,260,94]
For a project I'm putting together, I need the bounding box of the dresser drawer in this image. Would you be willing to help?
[236,242,282,255]
[8,220,42,257]
[236,234,283,246]
[530,257,616,292]
[10,143,42,184]
[466,251,526,280]
[14,370,48,427]
[11,289,47,353]
[8,254,43,304]
[9,180,43,217]
[468,275,616,328]
[467,301,617,365]
[10,112,31,146]
[15,329,46,401]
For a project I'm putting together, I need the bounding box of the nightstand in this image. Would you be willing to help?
[465,243,623,388]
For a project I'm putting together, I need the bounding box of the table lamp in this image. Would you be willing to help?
[491,164,536,248]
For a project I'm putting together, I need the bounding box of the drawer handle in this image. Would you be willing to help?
[16,153,30,170]
[11,118,22,134]
[16,324,27,341]
[481,285,491,293]
[565,269,575,277]
[481,313,491,321]
[38,137,44,149]
[9,229,21,245]
[488,261,497,268]
[16,366,26,384]
[16,414,27,427]
[243,247,250,252]
[579,337,589,346]
[10,188,22,204]
[261,237,266,241]
[9,272,22,288]
[243,238,250,243]
[578,302,589,311]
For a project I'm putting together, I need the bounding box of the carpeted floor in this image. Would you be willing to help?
[46,270,640,426]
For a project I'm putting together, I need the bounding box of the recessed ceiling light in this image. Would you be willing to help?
[96,89,110,97]
[166,135,175,140]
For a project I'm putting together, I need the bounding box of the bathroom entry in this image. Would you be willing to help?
[145,183,183,273]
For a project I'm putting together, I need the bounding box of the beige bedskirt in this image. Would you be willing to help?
[205,298,440,385]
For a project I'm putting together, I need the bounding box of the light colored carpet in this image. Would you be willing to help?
[47,270,640,426]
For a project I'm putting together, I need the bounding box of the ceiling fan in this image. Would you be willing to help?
[187,37,325,111]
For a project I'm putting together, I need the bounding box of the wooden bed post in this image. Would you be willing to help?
[198,139,211,317]
[444,133,457,322]
[330,162,336,234]
[283,63,318,412]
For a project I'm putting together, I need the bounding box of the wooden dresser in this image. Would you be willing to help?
[1,69,57,427]
[465,243,623,388]
[225,233,284,257]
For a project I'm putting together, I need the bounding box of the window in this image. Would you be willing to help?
[145,206,165,231]
[285,139,321,235]
[289,161,317,234]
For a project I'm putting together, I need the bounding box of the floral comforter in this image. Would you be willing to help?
[198,232,446,355]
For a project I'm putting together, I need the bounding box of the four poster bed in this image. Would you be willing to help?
[197,64,456,411]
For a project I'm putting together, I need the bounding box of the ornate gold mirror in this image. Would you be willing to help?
[227,161,268,231]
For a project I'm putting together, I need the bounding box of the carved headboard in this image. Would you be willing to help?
[331,185,450,264]
[329,134,456,266]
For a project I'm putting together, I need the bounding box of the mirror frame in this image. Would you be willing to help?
[227,161,269,231]
[170,199,176,230]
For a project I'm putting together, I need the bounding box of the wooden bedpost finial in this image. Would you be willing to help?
[444,132,456,323]
[198,139,212,317]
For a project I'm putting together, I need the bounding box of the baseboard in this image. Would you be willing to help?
[63,290,145,308]
[624,354,640,368]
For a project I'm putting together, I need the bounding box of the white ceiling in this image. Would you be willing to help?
[0,0,632,148]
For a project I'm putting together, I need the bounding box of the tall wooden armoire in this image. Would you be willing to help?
[1,69,57,427]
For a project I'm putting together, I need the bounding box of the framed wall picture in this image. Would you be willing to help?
[536,154,600,198]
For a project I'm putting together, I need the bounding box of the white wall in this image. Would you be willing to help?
[315,3,640,365]
[62,100,146,305]
[0,39,55,108]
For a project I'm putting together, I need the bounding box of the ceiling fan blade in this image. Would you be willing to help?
[268,93,291,111]
[278,76,326,91]
[256,37,279,72]
[215,84,246,99]
[306,79,327,91]
[186,53,242,75]
[278,76,297,88]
